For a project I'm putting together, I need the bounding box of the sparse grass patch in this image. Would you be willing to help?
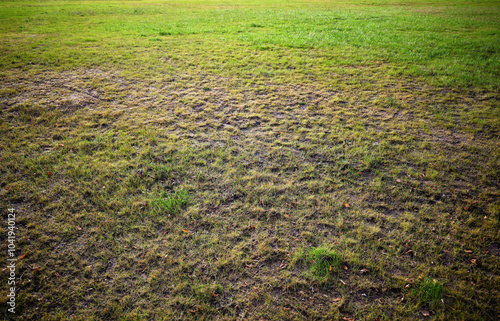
[0,0,499,320]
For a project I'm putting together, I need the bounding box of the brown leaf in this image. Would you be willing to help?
[58,144,64,147]
[332,298,341,302]
[343,265,348,270]
[47,171,52,177]
[471,259,477,265]
[422,310,430,316]
[396,179,401,183]
[182,229,190,234]
[18,253,26,260]
[344,203,350,208]
[360,268,369,274]
[188,309,197,313]
[464,250,473,253]
[77,226,82,230]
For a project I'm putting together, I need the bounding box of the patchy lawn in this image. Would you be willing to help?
[0,0,499,320]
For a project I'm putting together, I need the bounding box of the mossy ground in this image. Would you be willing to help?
[0,0,499,320]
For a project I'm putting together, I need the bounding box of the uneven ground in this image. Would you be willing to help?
[0,0,499,320]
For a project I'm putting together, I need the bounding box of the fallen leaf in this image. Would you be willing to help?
[333,298,341,302]
[344,203,350,208]
[464,250,473,253]
[360,268,369,274]
[396,179,401,183]
[18,253,26,260]
[340,279,346,285]
[182,229,190,234]
[188,309,197,313]
[283,214,289,218]
[47,172,52,177]
[77,226,82,230]
[471,259,477,264]
[464,206,469,210]
[329,265,332,271]
[343,265,348,270]
[422,310,430,316]
[58,144,64,147]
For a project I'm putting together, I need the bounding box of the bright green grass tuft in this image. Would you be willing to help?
[308,247,342,279]
[414,277,445,304]
[154,189,189,214]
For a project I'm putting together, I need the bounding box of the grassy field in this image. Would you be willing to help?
[0,0,499,320]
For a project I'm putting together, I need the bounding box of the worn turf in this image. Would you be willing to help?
[0,0,499,320]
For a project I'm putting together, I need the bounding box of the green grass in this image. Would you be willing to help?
[0,0,499,320]
[308,247,342,279]
[154,189,189,215]
[413,277,445,305]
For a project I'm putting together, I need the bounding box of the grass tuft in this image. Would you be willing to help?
[154,189,189,214]
[414,277,445,305]
[307,246,342,279]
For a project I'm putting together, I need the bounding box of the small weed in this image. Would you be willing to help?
[386,97,398,108]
